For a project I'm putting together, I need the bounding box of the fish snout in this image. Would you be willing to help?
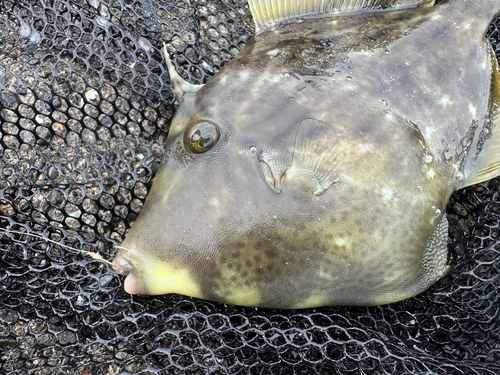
[112,256,147,295]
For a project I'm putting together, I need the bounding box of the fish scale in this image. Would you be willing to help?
[112,0,500,308]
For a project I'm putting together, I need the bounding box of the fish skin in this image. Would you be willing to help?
[113,1,500,308]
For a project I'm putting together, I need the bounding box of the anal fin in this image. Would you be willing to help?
[421,213,450,284]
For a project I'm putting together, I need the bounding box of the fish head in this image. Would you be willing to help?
[112,66,312,304]
[113,41,454,308]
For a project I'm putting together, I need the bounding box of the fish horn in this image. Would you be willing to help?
[163,43,204,101]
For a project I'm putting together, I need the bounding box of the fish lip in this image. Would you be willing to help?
[112,255,148,295]
[123,272,147,295]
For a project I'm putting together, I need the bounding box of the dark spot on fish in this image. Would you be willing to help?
[266,249,277,258]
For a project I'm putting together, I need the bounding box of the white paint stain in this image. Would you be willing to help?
[427,169,435,178]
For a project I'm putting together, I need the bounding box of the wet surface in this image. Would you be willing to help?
[0,0,499,373]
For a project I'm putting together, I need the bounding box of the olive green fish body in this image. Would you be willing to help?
[113,0,500,308]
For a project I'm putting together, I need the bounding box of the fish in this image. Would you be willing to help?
[112,0,500,309]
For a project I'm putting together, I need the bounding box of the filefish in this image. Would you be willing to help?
[112,0,500,308]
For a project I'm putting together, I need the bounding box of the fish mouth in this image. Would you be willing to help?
[112,256,147,295]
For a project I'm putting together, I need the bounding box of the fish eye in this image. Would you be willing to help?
[184,121,221,154]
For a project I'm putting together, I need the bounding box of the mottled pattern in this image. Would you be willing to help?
[116,1,500,308]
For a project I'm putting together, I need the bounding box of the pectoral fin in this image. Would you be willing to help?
[281,118,341,196]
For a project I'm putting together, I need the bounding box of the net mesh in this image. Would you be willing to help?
[1,0,499,374]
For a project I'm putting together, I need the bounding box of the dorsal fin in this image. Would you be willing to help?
[248,0,436,32]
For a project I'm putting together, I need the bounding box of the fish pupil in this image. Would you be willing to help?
[198,135,214,149]
[184,121,221,153]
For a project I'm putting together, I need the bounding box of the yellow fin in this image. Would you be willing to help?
[248,0,435,32]
[281,118,341,196]
[462,47,500,188]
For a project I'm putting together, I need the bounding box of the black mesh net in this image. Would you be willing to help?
[1,0,499,374]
